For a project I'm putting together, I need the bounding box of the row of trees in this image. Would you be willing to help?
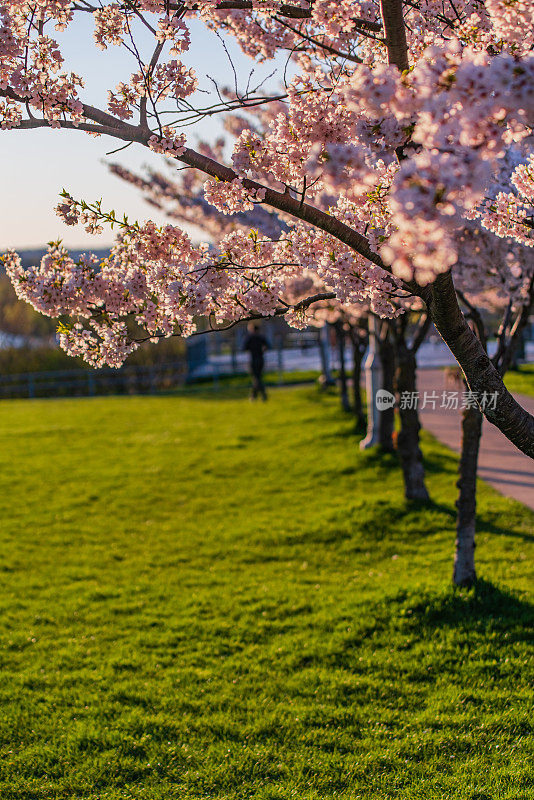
[323,300,532,587]
[109,141,532,586]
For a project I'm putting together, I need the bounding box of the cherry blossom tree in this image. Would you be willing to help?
[109,126,533,578]
[1,0,534,461]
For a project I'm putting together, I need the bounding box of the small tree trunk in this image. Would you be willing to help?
[360,316,382,450]
[453,404,483,587]
[317,326,334,386]
[510,328,526,371]
[335,323,351,412]
[378,328,395,451]
[394,346,430,501]
[231,332,238,373]
[351,329,366,430]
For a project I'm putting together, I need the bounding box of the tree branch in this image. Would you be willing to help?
[4,87,389,272]
[135,290,337,341]
[172,147,387,268]
[427,271,534,459]
[178,2,383,31]
[274,16,364,63]
[6,90,534,459]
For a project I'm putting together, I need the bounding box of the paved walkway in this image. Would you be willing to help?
[417,369,534,511]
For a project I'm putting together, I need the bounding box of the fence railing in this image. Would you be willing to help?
[5,340,530,400]
[0,344,325,400]
[0,361,188,399]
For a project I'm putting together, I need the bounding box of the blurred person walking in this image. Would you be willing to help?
[244,323,270,400]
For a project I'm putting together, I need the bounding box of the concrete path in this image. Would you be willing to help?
[417,369,534,511]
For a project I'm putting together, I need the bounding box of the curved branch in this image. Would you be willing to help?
[6,89,534,458]
[136,290,337,341]
[13,118,129,137]
[3,88,388,272]
[427,272,534,459]
[274,16,364,63]
[173,146,386,267]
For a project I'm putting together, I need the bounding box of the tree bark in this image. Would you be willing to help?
[452,285,533,587]
[454,404,483,587]
[317,325,334,386]
[378,325,395,452]
[379,0,409,71]
[394,341,430,501]
[335,322,351,412]
[426,272,534,459]
[350,328,366,430]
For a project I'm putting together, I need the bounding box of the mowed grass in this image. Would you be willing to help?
[0,386,533,800]
[505,364,534,398]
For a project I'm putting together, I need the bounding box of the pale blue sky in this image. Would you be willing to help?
[0,16,287,249]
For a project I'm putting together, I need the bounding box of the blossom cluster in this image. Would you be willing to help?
[204,178,266,215]
[479,154,534,248]
[148,132,187,157]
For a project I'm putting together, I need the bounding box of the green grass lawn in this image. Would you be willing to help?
[0,386,532,800]
[184,367,321,392]
[505,364,534,398]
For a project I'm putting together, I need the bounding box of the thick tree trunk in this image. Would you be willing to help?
[378,328,395,452]
[351,330,366,430]
[454,404,483,587]
[426,272,534,459]
[394,345,430,501]
[335,323,351,412]
[380,0,409,71]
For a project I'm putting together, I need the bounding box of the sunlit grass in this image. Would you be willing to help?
[505,364,534,398]
[0,386,532,799]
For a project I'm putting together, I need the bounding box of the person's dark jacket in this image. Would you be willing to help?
[243,333,269,374]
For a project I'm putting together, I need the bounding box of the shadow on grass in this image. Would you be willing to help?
[339,495,456,541]
[423,445,459,474]
[358,447,400,469]
[475,510,534,543]
[406,579,534,631]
